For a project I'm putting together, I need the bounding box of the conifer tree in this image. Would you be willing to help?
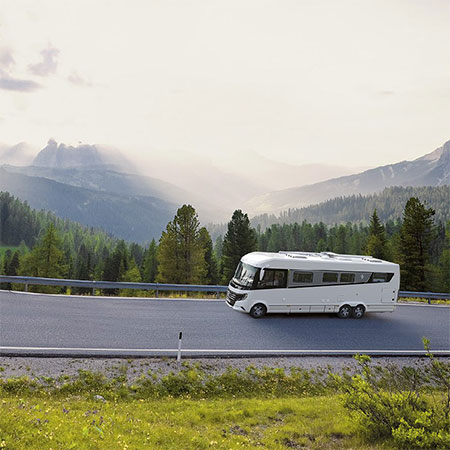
[198,227,219,284]
[398,198,435,291]
[438,223,450,293]
[120,258,142,297]
[366,209,389,259]
[157,205,206,284]
[6,250,20,277]
[142,239,158,282]
[221,210,257,283]
[18,224,66,292]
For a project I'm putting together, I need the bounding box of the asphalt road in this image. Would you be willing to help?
[1,291,449,356]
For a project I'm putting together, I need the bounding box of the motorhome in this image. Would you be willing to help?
[226,251,400,318]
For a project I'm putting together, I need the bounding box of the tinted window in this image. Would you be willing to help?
[322,272,338,283]
[340,273,355,283]
[293,271,314,283]
[371,272,394,283]
[256,269,287,289]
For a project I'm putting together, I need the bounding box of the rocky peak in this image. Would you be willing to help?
[33,140,105,168]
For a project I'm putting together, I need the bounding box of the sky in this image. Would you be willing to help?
[0,0,449,173]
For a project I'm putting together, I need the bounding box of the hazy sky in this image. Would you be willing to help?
[0,0,449,168]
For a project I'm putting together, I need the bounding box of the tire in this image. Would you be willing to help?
[249,303,267,319]
[337,304,352,319]
[352,305,365,319]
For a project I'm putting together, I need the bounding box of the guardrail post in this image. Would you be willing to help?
[25,283,28,292]
[428,297,431,305]
[155,284,159,298]
[92,280,96,296]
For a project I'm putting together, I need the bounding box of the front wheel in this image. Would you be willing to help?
[249,303,267,319]
[337,304,352,319]
[352,305,365,319]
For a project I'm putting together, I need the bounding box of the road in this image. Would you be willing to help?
[1,291,449,356]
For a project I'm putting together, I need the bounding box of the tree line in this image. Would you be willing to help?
[1,191,449,293]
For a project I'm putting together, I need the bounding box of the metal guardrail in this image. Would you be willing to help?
[0,275,228,298]
[398,291,450,304]
[0,275,448,303]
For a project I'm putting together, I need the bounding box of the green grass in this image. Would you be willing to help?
[0,395,383,450]
[399,297,450,305]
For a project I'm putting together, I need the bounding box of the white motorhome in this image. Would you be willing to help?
[226,251,400,319]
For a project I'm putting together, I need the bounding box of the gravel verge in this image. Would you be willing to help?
[0,356,432,383]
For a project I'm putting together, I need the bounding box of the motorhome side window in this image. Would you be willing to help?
[322,272,338,283]
[293,271,313,283]
[340,273,355,283]
[371,272,394,283]
[257,269,287,289]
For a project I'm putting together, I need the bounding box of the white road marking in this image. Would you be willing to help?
[1,346,449,355]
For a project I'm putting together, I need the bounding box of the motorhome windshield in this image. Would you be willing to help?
[232,262,258,289]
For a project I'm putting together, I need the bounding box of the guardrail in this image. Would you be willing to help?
[0,275,227,298]
[0,275,448,303]
[398,291,450,304]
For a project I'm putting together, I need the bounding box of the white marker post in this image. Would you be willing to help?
[177,331,182,363]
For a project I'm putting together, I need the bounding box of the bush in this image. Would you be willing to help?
[332,341,450,449]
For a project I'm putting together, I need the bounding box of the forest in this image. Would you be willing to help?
[1,190,449,293]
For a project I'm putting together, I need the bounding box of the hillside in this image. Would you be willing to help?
[0,168,176,243]
[246,140,450,215]
[250,185,450,230]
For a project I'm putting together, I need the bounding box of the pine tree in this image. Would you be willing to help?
[198,227,219,284]
[157,205,206,284]
[120,259,142,297]
[366,209,389,259]
[18,224,66,292]
[438,223,450,293]
[398,198,435,291]
[6,250,20,276]
[142,239,158,282]
[221,210,257,283]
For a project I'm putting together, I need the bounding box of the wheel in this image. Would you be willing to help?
[352,305,365,319]
[337,304,352,319]
[249,303,267,319]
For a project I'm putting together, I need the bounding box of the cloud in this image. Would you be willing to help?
[29,46,59,76]
[0,48,41,92]
[67,71,92,87]
[0,71,41,92]
[0,48,15,70]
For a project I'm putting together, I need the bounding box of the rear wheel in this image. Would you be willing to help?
[249,303,267,319]
[337,304,352,319]
[352,305,365,319]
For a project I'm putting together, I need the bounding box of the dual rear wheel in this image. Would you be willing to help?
[338,304,365,319]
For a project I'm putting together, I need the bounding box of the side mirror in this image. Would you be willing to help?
[259,268,265,281]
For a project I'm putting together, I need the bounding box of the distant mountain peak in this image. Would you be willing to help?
[246,139,450,215]
[33,140,105,168]
[416,140,450,163]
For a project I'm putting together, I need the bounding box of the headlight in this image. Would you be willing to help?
[237,294,247,301]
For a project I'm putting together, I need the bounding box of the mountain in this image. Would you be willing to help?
[32,139,135,171]
[0,142,36,166]
[250,185,450,229]
[0,168,176,243]
[246,140,450,215]
[2,165,189,208]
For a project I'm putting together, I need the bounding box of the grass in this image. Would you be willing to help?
[0,395,382,450]
[399,297,450,305]
[1,358,448,449]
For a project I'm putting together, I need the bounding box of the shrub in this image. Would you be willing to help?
[333,342,450,449]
